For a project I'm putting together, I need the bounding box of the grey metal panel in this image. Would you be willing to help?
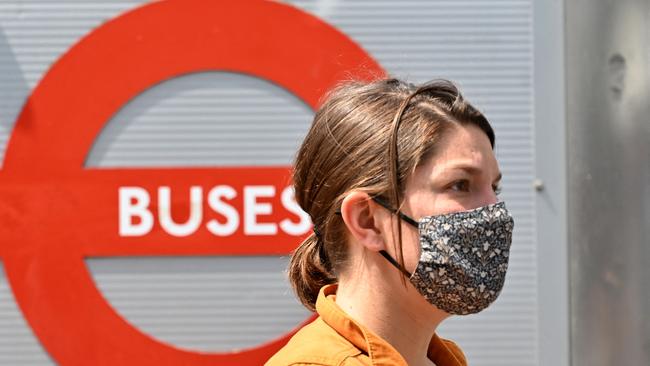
[86,257,310,352]
[566,0,650,365]
[0,1,539,365]
[532,0,570,365]
[0,263,53,365]
[87,72,314,167]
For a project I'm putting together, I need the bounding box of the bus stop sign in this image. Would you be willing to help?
[0,1,383,365]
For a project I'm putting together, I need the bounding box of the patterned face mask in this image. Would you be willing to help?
[372,197,514,315]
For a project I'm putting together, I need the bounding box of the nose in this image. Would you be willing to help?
[476,185,499,208]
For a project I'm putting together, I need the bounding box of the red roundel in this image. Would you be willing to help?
[0,0,384,365]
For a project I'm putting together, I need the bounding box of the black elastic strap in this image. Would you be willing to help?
[333,197,418,228]
[372,196,418,278]
[334,196,417,278]
[370,196,419,228]
[312,225,332,270]
[379,250,412,277]
[312,226,322,238]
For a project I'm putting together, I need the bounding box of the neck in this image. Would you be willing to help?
[335,261,448,366]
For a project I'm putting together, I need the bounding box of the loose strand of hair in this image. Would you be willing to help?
[387,88,420,283]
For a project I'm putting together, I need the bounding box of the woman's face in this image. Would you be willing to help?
[395,123,502,275]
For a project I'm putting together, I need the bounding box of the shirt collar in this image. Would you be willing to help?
[315,284,466,366]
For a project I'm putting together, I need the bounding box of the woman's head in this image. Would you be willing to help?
[289,78,498,311]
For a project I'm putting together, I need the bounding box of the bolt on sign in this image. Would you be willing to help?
[0,0,383,365]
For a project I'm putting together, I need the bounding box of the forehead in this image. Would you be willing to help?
[415,124,498,181]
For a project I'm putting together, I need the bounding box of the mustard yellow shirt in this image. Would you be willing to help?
[266,284,467,366]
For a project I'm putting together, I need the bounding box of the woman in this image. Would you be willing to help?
[266,78,514,366]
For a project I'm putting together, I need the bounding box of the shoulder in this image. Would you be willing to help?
[265,317,367,366]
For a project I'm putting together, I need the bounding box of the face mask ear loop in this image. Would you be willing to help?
[379,250,413,278]
[371,196,419,228]
[334,196,418,278]
[371,196,418,278]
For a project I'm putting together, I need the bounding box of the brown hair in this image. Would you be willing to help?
[289,78,494,311]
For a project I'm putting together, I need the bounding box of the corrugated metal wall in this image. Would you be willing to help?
[0,1,537,365]
[566,0,650,365]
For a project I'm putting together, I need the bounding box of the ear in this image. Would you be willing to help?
[340,191,386,252]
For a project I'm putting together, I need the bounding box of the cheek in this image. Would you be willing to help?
[401,223,422,274]
[433,199,470,216]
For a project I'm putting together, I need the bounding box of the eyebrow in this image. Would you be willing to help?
[445,163,502,183]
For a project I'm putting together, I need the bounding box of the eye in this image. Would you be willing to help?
[449,179,470,192]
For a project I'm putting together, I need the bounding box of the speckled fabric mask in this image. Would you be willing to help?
[373,198,514,315]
